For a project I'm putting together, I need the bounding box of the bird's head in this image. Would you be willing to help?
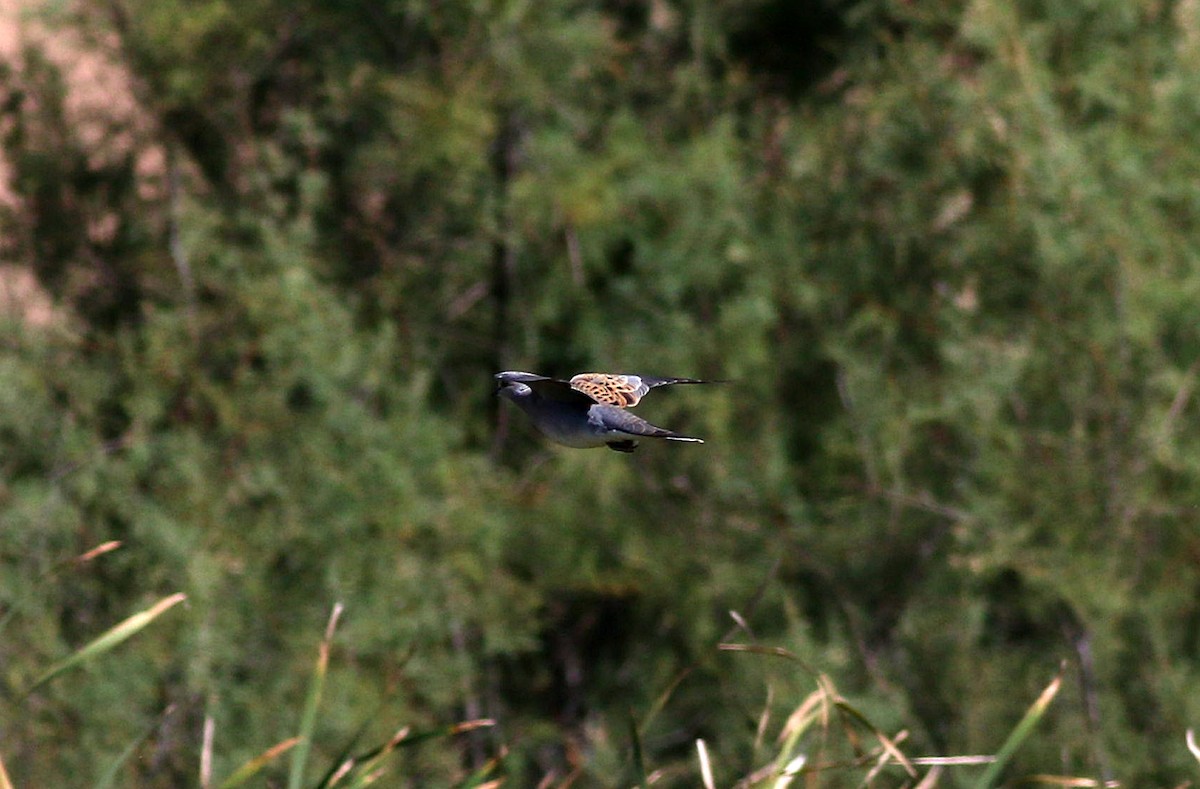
[494,371,540,401]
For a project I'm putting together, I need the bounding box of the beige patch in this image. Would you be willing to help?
[569,373,646,408]
[0,264,58,327]
[0,1,167,210]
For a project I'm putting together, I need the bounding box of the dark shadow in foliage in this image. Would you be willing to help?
[492,586,713,781]
[775,334,840,473]
[0,51,148,331]
[980,568,1077,650]
[725,0,850,97]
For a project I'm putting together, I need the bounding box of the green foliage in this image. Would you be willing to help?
[1,0,1199,785]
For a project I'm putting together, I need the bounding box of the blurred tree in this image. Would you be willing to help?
[1,0,1199,785]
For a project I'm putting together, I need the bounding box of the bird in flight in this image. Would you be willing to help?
[495,371,718,453]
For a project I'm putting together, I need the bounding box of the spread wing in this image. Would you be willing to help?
[521,376,599,406]
[569,373,713,408]
[593,405,703,442]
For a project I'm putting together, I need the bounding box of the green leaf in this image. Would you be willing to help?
[627,712,647,789]
[288,603,343,789]
[27,593,187,693]
[458,749,504,789]
[329,721,496,789]
[974,671,1063,789]
[218,738,301,789]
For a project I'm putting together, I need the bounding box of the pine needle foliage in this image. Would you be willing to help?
[1,0,1199,785]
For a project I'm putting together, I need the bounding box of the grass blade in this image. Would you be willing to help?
[218,738,301,788]
[457,747,507,789]
[829,693,916,779]
[288,603,343,789]
[639,667,693,736]
[772,687,826,778]
[697,739,715,789]
[327,728,410,789]
[0,752,13,789]
[28,593,186,693]
[379,719,493,750]
[974,671,1063,789]
[717,643,819,677]
[628,712,647,788]
[1023,776,1109,786]
[201,711,215,789]
[311,666,412,789]
[330,721,495,788]
[62,541,123,569]
[94,706,173,789]
[913,765,943,789]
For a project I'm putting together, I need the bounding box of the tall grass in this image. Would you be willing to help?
[1,544,1142,786]
[3,545,495,788]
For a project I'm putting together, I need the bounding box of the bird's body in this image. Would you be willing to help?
[495,371,716,453]
[517,400,657,450]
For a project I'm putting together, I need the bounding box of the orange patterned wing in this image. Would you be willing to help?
[568,373,650,408]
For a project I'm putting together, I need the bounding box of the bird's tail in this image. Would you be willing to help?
[641,376,726,388]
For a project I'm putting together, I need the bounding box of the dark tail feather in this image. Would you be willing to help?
[641,376,727,389]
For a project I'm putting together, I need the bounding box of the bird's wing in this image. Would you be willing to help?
[522,377,600,406]
[569,373,648,406]
[570,373,716,408]
[593,405,704,443]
